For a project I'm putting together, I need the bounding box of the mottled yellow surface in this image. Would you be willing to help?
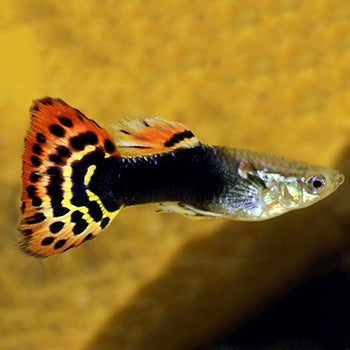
[0,1,350,349]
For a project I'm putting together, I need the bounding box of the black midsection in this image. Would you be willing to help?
[89,145,226,211]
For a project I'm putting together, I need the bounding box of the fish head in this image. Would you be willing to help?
[220,148,345,221]
[258,161,344,220]
[296,166,344,208]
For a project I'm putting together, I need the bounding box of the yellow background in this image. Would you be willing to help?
[0,1,349,349]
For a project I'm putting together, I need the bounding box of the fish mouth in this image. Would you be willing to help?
[335,173,345,188]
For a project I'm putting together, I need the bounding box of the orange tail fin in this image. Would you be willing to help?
[19,97,120,257]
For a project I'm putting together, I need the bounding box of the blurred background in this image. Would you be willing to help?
[0,1,350,349]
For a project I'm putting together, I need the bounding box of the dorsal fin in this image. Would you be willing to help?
[112,117,200,156]
[19,97,120,258]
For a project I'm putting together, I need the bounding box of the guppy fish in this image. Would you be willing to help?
[19,97,344,257]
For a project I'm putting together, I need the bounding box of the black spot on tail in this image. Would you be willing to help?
[30,172,41,183]
[56,146,71,157]
[22,229,33,236]
[25,212,46,224]
[87,201,103,222]
[59,117,73,127]
[41,236,54,246]
[71,210,88,235]
[100,217,110,229]
[104,139,116,154]
[46,166,70,217]
[71,210,83,221]
[49,221,64,234]
[73,220,88,235]
[70,132,98,151]
[32,143,42,155]
[31,156,41,167]
[54,239,66,250]
[36,133,46,143]
[49,154,64,165]
[83,232,94,242]
[32,197,42,207]
[26,185,36,198]
[49,124,65,137]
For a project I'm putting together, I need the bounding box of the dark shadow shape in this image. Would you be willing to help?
[208,270,350,350]
[86,145,350,350]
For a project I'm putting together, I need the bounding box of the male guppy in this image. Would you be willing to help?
[19,97,344,257]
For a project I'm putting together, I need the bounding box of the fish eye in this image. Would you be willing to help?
[306,176,326,194]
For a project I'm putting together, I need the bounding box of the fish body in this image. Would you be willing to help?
[19,97,344,257]
[89,145,343,221]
